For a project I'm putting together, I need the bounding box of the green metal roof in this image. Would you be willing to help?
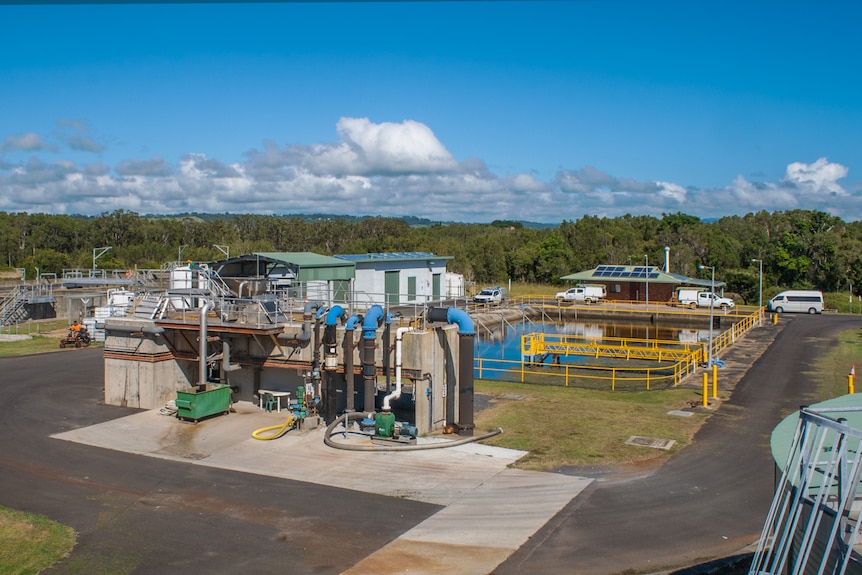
[253,252,355,282]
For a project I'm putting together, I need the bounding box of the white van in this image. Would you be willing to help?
[767,290,824,314]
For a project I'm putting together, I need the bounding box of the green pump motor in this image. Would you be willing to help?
[375,411,396,438]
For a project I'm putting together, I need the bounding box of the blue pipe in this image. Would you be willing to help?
[304,300,323,315]
[325,305,345,325]
[316,307,327,321]
[447,307,475,335]
[345,314,362,331]
[362,305,385,339]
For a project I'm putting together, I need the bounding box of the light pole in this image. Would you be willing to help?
[213,244,230,260]
[178,245,188,263]
[699,264,715,367]
[93,246,112,271]
[644,254,649,310]
[751,258,763,325]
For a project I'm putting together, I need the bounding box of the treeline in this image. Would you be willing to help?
[2,209,862,305]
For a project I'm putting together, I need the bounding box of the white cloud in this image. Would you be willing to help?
[783,157,848,196]
[115,156,174,177]
[0,119,860,222]
[0,132,55,153]
[335,117,457,175]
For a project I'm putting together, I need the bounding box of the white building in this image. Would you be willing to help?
[334,252,454,307]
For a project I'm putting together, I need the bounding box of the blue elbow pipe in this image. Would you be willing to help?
[325,305,344,325]
[447,307,475,335]
[362,305,385,339]
[345,314,362,331]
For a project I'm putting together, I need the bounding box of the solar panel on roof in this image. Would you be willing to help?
[591,265,661,279]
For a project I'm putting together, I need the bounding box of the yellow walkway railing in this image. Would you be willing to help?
[522,333,703,363]
[473,308,763,391]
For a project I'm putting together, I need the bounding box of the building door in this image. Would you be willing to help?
[433,273,441,300]
[385,270,400,307]
[407,276,417,302]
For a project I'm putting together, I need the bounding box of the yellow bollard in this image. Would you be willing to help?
[773,313,779,326]
[703,372,709,407]
[712,363,718,399]
[849,374,855,395]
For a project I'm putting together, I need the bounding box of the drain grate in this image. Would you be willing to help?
[625,436,676,450]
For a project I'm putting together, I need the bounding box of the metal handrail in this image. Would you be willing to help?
[475,355,692,391]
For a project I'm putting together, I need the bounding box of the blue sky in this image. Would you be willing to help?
[1,1,860,223]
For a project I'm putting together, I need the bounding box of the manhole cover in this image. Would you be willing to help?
[625,436,676,450]
[667,410,694,417]
[499,394,525,401]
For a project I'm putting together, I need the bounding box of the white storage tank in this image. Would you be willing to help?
[83,318,104,342]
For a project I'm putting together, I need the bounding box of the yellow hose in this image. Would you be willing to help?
[252,415,297,440]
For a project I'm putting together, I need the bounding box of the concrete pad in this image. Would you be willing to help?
[54,401,593,575]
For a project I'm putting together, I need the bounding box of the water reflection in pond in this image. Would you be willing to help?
[475,319,717,362]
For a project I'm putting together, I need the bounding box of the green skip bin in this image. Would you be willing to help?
[175,384,231,423]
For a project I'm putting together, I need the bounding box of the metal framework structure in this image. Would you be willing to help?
[750,406,862,575]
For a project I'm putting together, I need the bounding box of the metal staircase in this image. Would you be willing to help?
[0,286,28,326]
[132,294,169,320]
[0,283,55,326]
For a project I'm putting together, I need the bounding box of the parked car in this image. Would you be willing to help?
[473,286,507,305]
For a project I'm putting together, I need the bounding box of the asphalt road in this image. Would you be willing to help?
[494,314,862,575]
[0,347,438,575]
[2,314,861,575]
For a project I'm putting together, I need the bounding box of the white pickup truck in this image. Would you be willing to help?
[473,286,507,305]
[677,289,734,310]
[555,285,606,304]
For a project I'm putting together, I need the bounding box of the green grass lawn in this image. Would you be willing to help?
[476,325,862,472]
[474,379,708,471]
[0,505,75,575]
[0,319,99,357]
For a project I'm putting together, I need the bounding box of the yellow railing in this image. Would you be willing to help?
[705,306,761,360]
[474,307,763,391]
[475,355,691,391]
[522,332,703,363]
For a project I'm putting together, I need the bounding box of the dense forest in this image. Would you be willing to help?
[2,209,862,305]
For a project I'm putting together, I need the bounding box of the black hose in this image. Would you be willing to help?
[323,412,503,452]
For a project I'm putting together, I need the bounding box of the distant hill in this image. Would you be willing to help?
[141,212,556,229]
